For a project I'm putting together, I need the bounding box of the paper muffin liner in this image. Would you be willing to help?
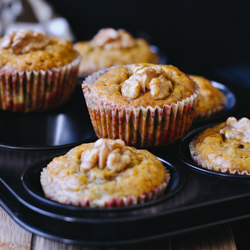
[0,56,81,112]
[82,67,199,148]
[189,136,250,175]
[41,169,171,208]
[194,95,226,120]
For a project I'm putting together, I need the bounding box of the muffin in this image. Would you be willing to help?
[189,75,226,120]
[190,117,250,175]
[73,28,159,76]
[0,30,81,112]
[40,138,170,207]
[82,63,199,147]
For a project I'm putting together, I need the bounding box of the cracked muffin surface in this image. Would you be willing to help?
[88,63,197,108]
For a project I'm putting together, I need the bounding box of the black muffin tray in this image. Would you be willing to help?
[0,82,96,150]
[1,77,250,246]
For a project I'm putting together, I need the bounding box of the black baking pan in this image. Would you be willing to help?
[0,81,96,150]
[2,138,250,246]
[1,154,187,245]
[2,142,250,246]
[1,74,250,246]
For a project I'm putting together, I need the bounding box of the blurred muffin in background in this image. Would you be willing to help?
[0,29,81,112]
[74,28,159,77]
[189,75,226,120]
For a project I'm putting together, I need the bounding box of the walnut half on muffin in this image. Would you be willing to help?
[40,138,170,207]
[190,117,250,175]
[73,28,159,76]
[0,29,81,112]
[82,63,199,147]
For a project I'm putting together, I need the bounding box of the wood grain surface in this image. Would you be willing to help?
[0,206,237,250]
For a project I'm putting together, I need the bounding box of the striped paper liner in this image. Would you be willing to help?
[0,56,81,112]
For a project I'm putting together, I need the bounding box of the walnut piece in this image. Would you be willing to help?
[121,65,173,100]
[80,139,133,172]
[90,28,135,50]
[0,30,50,54]
[220,117,250,143]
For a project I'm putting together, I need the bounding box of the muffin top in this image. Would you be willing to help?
[73,28,159,75]
[193,117,250,173]
[0,30,79,72]
[86,63,198,108]
[40,138,168,207]
[189,75,226,115]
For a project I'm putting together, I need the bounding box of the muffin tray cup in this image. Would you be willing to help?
[1,76,250,246]
[0,79,96,149]
[180,123,250,176]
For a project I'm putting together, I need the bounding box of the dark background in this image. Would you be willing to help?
[45,0,250,83]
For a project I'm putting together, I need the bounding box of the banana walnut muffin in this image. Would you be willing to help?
[190,117,250,175]
[0,30,80,112]
[74,28,159,76]
[82,63,199,147]
[40,138,170,207]
[189,75,226,120]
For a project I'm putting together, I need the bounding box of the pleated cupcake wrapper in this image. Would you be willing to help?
[0,56,81,112]
[189,137,250,175]
[194,95,227,120]
[42,169,171,208]
[82,67,199,147]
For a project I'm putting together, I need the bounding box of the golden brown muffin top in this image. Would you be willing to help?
[193,117,250,172]
[189,75,225,113]
[73,28,159,75]
[41,138,167,206]
[0,30,79,72]
[90,28,136,50]
[88,63,197,108]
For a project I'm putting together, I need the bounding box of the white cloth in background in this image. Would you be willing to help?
[0,0,75,42]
